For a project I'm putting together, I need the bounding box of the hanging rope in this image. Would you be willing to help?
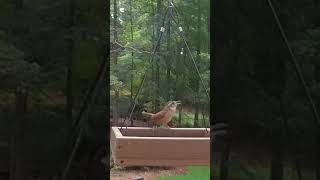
[61,44,109,180]
[120,0,210,133]
[267,0,320,127]
[170,2,210,99]
[170,3,210,132]
[176,27,210,99]
[119,8,171,130]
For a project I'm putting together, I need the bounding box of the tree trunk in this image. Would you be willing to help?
[130,0,134,126]
[10,0,26,178]
[194,102,199,128]
[208,0,210,53]
[269,0,289,177]
[10,85,28,180]
[202,110,206,127]
[166,0,172,101]
[270,136,284,180]
[66,0,75,129]
[316,66,320,180]
[270,118,284,180]
[62,43,109,180]
[269,65,285,180]
[220,139,231,180]
[316,132,320,180]
[270,97,286,180]
[155,0,162,112]
[178,106,182,127]
[113,0,119,124]
[62,0,76,165]
[66,0,75,126]
[193,0,201,128]
[294,155,303,180]
[151,0,156,112]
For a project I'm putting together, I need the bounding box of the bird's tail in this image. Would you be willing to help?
[142,111,154,118]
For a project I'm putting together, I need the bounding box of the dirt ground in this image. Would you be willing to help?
[110,166,188,180]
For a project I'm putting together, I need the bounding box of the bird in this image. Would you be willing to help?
[142,100,181,128]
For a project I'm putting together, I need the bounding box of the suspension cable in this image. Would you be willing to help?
[267,0,320,127]
[119,8,171,130]
[170,5,210,99]
[170,4,210,132]
[120,1,210,133]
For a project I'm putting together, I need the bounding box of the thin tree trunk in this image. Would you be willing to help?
[193,0,201,128]
[194,102,199,127]
[208,0,210,53]
[62,0,76,165]
[155,0,162,112]
[130,0,134,101]
[315,61,320,180]
[202,110,206,127]
[174,54,179,99]
[166,0,172,101]
[130,0,134,126]
[113,0,119,124]
[10,85,28,180]
[151,0,156,112]
[280,95,302,180]
[294,155,303,180]
[155,60,160,111]
[269,57,285,180]
[269,0,289,177]
[220,140,231,180]
[269,96,287,180]
[178,106,182,127]
[270,136,284,180]
[66,0,75,129]
[10,0,26,178]
[316,133,320,180]
[61,44,109,180]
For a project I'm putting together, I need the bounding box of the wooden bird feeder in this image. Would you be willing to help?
[110,127,210,167]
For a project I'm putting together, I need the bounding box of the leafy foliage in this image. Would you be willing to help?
[110,0,210,126]
[214,0,320,178]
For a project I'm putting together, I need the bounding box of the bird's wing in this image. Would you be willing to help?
[142,112,154,117]
[151,110,167,121]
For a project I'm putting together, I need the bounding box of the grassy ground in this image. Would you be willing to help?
[151,166,210,180]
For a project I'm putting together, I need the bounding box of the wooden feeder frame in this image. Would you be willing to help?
[110,127,210,167]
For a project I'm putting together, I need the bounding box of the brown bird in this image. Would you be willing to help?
[142,100,181,128]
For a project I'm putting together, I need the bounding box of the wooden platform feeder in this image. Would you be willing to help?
[110,127,210,167]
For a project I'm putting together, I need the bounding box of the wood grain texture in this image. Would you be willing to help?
[119,127,210,137]
[110,127,210,167]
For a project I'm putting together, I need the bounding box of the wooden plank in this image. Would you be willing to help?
[110,127,210,166]
[116,159,209,167]
[116,138,209,159]
[118,136,209,140]
[119,127,210,137]
[118,127,209,131]
[110,127,121,162]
